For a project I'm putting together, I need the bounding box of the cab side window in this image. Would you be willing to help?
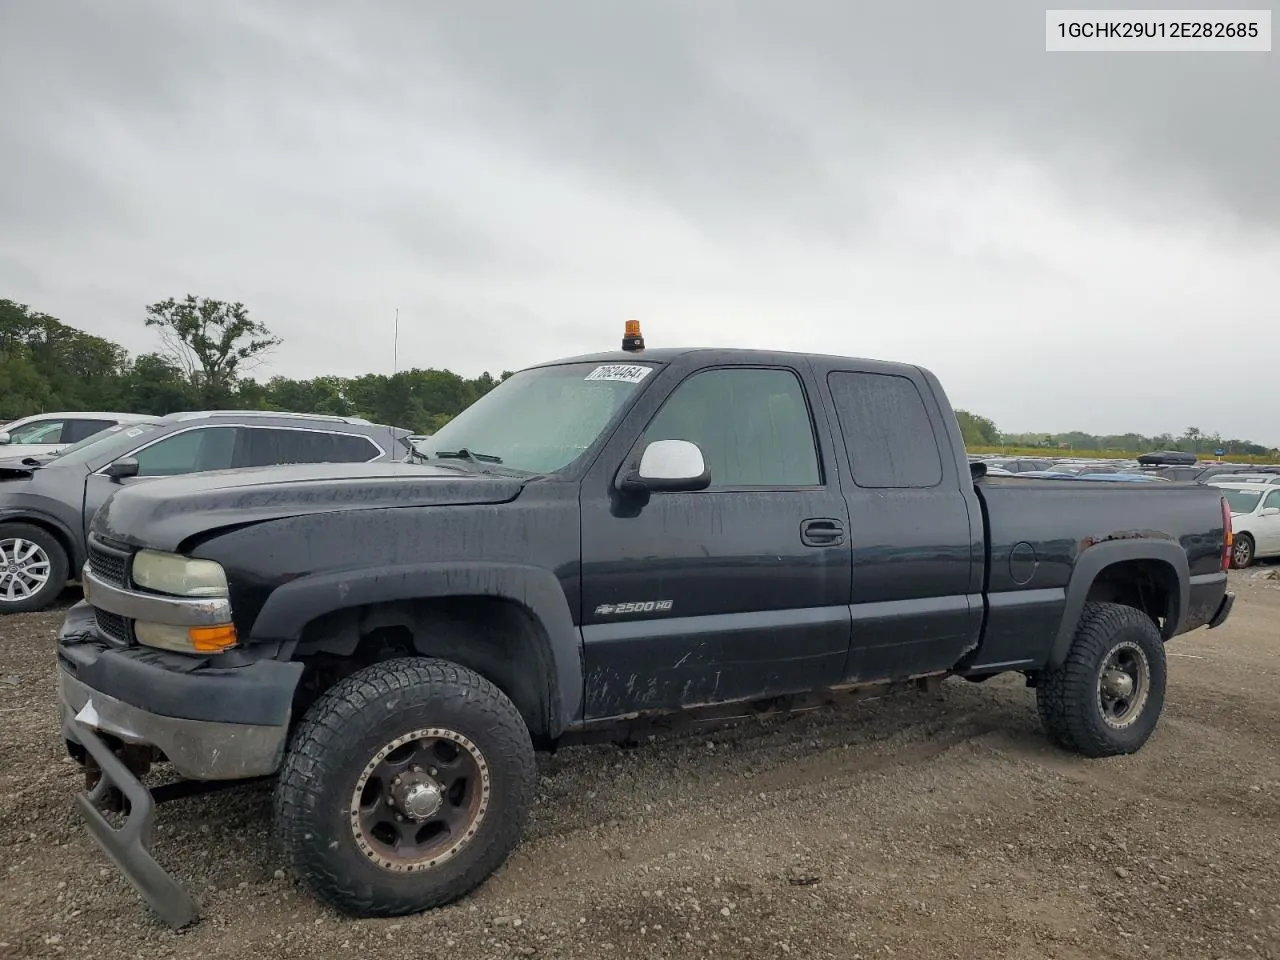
[132,427,237,476]
[641,368,821,488]
[826,371,944,489]
[8,419,66,444]
[235,428,381,467]
[63,419,117,443]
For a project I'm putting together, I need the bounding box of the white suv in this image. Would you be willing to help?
[0,412,160,460]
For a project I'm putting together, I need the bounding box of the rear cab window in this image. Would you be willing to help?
[825,371,944,488]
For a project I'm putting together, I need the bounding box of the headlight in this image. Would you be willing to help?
[131,549,229,598]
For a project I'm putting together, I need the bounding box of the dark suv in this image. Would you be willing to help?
[0,411,411,612]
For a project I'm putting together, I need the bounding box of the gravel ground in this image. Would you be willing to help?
[2,567,1279,960]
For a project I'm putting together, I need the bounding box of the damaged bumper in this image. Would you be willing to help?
[56,601,303,928]
[60,710,202,929]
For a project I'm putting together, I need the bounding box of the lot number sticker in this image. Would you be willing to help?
[584,364,653,384]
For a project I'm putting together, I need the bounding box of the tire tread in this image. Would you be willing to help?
[1036,601,1167,759]
[273,656,536,917]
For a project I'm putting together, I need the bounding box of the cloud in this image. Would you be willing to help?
[0,0,1276,443]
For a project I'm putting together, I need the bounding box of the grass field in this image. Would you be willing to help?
[966,445,1278,463]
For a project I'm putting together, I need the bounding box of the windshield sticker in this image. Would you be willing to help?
[584,364,653,384]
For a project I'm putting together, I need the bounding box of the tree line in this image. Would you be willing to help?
[2,295,1275,454]
[1,297,510,435]
[952,409,1275,457]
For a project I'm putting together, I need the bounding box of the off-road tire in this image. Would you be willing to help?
[1230,533,1255,569]
[273,657,536,917]
[0,522,69,614]
[1036,601,1167,758]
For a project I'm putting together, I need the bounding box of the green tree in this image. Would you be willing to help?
[954,409,1000,446]
[124,353,202,415]
[144,295,280,405]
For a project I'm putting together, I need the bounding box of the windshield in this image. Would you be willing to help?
[1222,489,1263,514]
[412,361,656,474]
[49,422,161,466]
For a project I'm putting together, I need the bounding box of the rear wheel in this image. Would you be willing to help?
[1036,601,1167,758]
[273,657,536,917]
[1230,533,1254,569]
[0,523,69,613]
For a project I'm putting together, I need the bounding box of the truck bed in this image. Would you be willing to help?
[965,475,1230,674]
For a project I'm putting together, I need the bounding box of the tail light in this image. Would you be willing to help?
[1221,496,1233,572]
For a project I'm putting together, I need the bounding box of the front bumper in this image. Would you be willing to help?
[57,598,302,929]
[59,667,292,780]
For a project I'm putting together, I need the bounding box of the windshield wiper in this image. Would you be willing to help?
[432,448,504,464]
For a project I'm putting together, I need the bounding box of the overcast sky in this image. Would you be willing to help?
[1,1,1277,443]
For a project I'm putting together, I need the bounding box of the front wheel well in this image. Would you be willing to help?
[1084,558,1180,638]
[290,597,560,744]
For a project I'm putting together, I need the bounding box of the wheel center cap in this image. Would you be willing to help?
[1101,668,1134,699]
[398,780,444,821]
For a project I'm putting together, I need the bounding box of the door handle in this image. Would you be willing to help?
[800,518,845,547]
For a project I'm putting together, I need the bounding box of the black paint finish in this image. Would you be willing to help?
[69,346,1233,741]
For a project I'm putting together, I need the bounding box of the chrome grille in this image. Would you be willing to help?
[88,543,128,588]
[95,610,132,646]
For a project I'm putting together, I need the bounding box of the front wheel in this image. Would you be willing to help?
[1036,601,1167,758]
[0,522,69,613]
[273,657,537,917]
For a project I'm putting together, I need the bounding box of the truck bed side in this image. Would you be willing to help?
[966,476,1229,674]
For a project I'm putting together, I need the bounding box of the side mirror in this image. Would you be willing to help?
[1262,507,1280,517]
[104,457,140,480]
[0,432,10,445]
[617,439,711,496]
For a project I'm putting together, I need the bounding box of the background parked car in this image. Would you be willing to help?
[0,411,412,612]
[0,411,162,460]
[1210,480,1280,568]
[1201,472,1280,487]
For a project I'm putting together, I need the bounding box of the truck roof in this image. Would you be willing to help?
[531,346,922,376]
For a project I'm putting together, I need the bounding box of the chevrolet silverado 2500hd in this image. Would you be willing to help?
[56,327,1235,927]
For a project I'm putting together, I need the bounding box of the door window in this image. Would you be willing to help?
[131,428,237,476]
[1264,490,1280,512]
[641,368,821,488]
[7,419,66,444]
[235,428,381,467]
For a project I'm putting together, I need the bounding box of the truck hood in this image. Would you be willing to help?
[93,461,530,551]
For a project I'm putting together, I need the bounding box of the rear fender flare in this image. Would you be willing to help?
[249,562,582,735]
[1049,539,1189,666]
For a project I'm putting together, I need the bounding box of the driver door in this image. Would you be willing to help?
[578,363,853,721]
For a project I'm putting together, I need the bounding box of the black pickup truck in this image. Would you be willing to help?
[56,328,1235,927]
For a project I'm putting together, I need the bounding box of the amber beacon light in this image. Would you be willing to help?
[621,319,645,352]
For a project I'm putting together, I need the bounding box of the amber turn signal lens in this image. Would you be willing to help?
[188,624,238,653]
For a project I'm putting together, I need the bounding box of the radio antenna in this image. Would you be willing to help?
[392,307,400,376]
